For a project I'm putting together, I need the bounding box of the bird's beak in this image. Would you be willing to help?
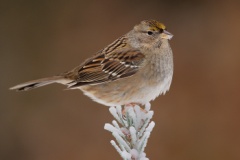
[161,30,173,40]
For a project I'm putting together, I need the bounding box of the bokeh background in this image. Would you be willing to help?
[1,0,240,159]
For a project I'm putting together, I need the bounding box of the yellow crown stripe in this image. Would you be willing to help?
[146,20,166,31]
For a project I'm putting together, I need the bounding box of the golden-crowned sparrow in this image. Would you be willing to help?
[10,20,173,106]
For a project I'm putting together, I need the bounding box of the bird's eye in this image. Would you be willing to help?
[147,31,153,35]
[159,29,164,33]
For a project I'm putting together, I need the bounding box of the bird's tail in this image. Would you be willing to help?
[10,76,71,91]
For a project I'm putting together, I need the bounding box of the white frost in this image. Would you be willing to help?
[104,104,155,160]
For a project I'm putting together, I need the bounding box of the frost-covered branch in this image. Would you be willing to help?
[104,103,155,160]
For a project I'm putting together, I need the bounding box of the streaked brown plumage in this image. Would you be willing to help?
[10,20,174,106]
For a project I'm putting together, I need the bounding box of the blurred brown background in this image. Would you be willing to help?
[1,0,240,159]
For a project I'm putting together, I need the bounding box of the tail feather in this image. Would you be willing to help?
[10,76,69,91]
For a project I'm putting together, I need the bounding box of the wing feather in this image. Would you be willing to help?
[66,37,145,88]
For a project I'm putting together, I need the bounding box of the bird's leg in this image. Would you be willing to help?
[125,103,140,107]
[122,103,146,116]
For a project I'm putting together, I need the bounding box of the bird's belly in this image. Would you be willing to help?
[79,70,172,106]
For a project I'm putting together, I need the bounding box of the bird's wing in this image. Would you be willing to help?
[66,38,145,88]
